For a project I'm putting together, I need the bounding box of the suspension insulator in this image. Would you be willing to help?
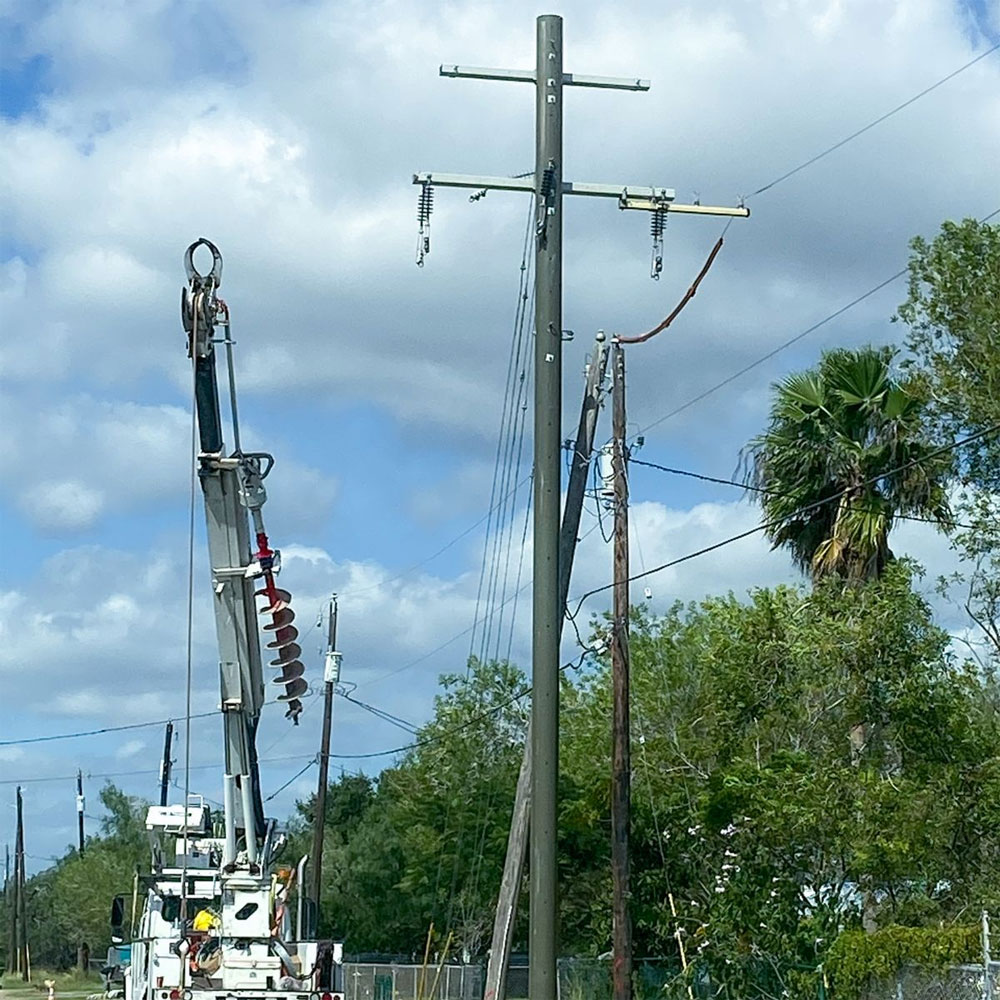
[417,183,434,225]
[650,206,667,280]
[258,587,305,723]
[650,207,667,240]
[416,182,434,267]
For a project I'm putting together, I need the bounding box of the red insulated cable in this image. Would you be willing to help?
[616,236,724,346]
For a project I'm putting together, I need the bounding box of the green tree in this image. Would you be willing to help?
[17,784,149,970]
[744,346,950,582]
[898,217,1000,662]
[560,567,1000,996]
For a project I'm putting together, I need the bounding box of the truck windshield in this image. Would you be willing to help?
[161,897,215,923]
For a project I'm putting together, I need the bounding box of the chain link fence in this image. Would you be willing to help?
[341,963,482,1000]
[340,956,997,999]
[860,962,1000,1000]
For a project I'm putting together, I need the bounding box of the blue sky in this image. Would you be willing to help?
[1,0,999,868]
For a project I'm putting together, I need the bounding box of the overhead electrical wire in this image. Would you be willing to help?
[0,752,316,788]
[264,757,318,802]
[470,197,536,669]
[13,42,997,810]
[747,41,1000,199]
[570,423,1000,617]
[636,205,1000,438]
[629,457,979,531]
[337,690,419,734]
[0,711,217,748]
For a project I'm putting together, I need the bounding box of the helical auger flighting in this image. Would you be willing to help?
[258,575,307,724]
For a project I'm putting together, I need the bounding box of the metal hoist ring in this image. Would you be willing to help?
[181,238,224,358]
[184,237,224,288]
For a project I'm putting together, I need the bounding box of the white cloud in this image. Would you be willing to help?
[1,0,995,444]
[19,480,106,532]
[115,739,146,760]
[3,0,998,867]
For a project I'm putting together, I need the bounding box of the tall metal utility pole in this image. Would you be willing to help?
[414,18,748,998]
[610,343,632,1000]
[484,333,609,1000]
[76,770,85,855]
[159,721,174,808]
[529,24,565,994]
[310,595,341,912]
[15,785,28,980]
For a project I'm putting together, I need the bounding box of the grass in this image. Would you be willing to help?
[1,968,103,993]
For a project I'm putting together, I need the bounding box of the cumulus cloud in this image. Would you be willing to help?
[3,0,997,866]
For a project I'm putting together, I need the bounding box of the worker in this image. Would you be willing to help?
[192,908,219,932]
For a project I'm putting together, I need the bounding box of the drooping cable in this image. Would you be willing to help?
[635,205,1000,438]
[488,288,535,666]
[629,457,977,531]
[616,237,724,345]
[471,198,536,670]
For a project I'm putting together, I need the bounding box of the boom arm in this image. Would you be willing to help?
[181,238,306,868]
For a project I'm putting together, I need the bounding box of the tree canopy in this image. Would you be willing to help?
[743,346,950,581]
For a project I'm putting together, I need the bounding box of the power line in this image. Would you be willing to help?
[264,757,318,802]
[748,42,1000,198]
[0,752,316,788]
[334,473,531,605]
[636,205,1000,438]
[571,423,1000,615]
[355,519,602,693]
[0,694,304,750]
[325,651,588,762]
[337,691,418,734]
[629,457,978,531]
[0,711,217,749]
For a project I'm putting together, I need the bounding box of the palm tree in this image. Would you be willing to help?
[744,346,951,583]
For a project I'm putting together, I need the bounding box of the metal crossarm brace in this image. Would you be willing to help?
[414,171,674,201]
[412,172,749,217]
[440,64,650,90]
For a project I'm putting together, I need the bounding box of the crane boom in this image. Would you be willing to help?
[181,237,305,866]
[111,241,343,1000]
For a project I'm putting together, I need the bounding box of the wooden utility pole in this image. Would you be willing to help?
[5,840,15,976]
[610,343,632,1000]
[310,596,340,913]
[76,770,85,855]
[15,785,28,980]
[159,721,174,807]
[484,333,609,1000]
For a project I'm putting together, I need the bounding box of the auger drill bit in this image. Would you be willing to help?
[259,585,307,723]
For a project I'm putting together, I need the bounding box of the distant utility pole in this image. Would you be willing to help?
[414,17,747,998]
[76,770,85,855]
[610,343,632,1000]
[5,840,14,975]
[310,595,341,913]
[15,785,28,980]
[484,333,609,1000]
[159,722,174,808]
